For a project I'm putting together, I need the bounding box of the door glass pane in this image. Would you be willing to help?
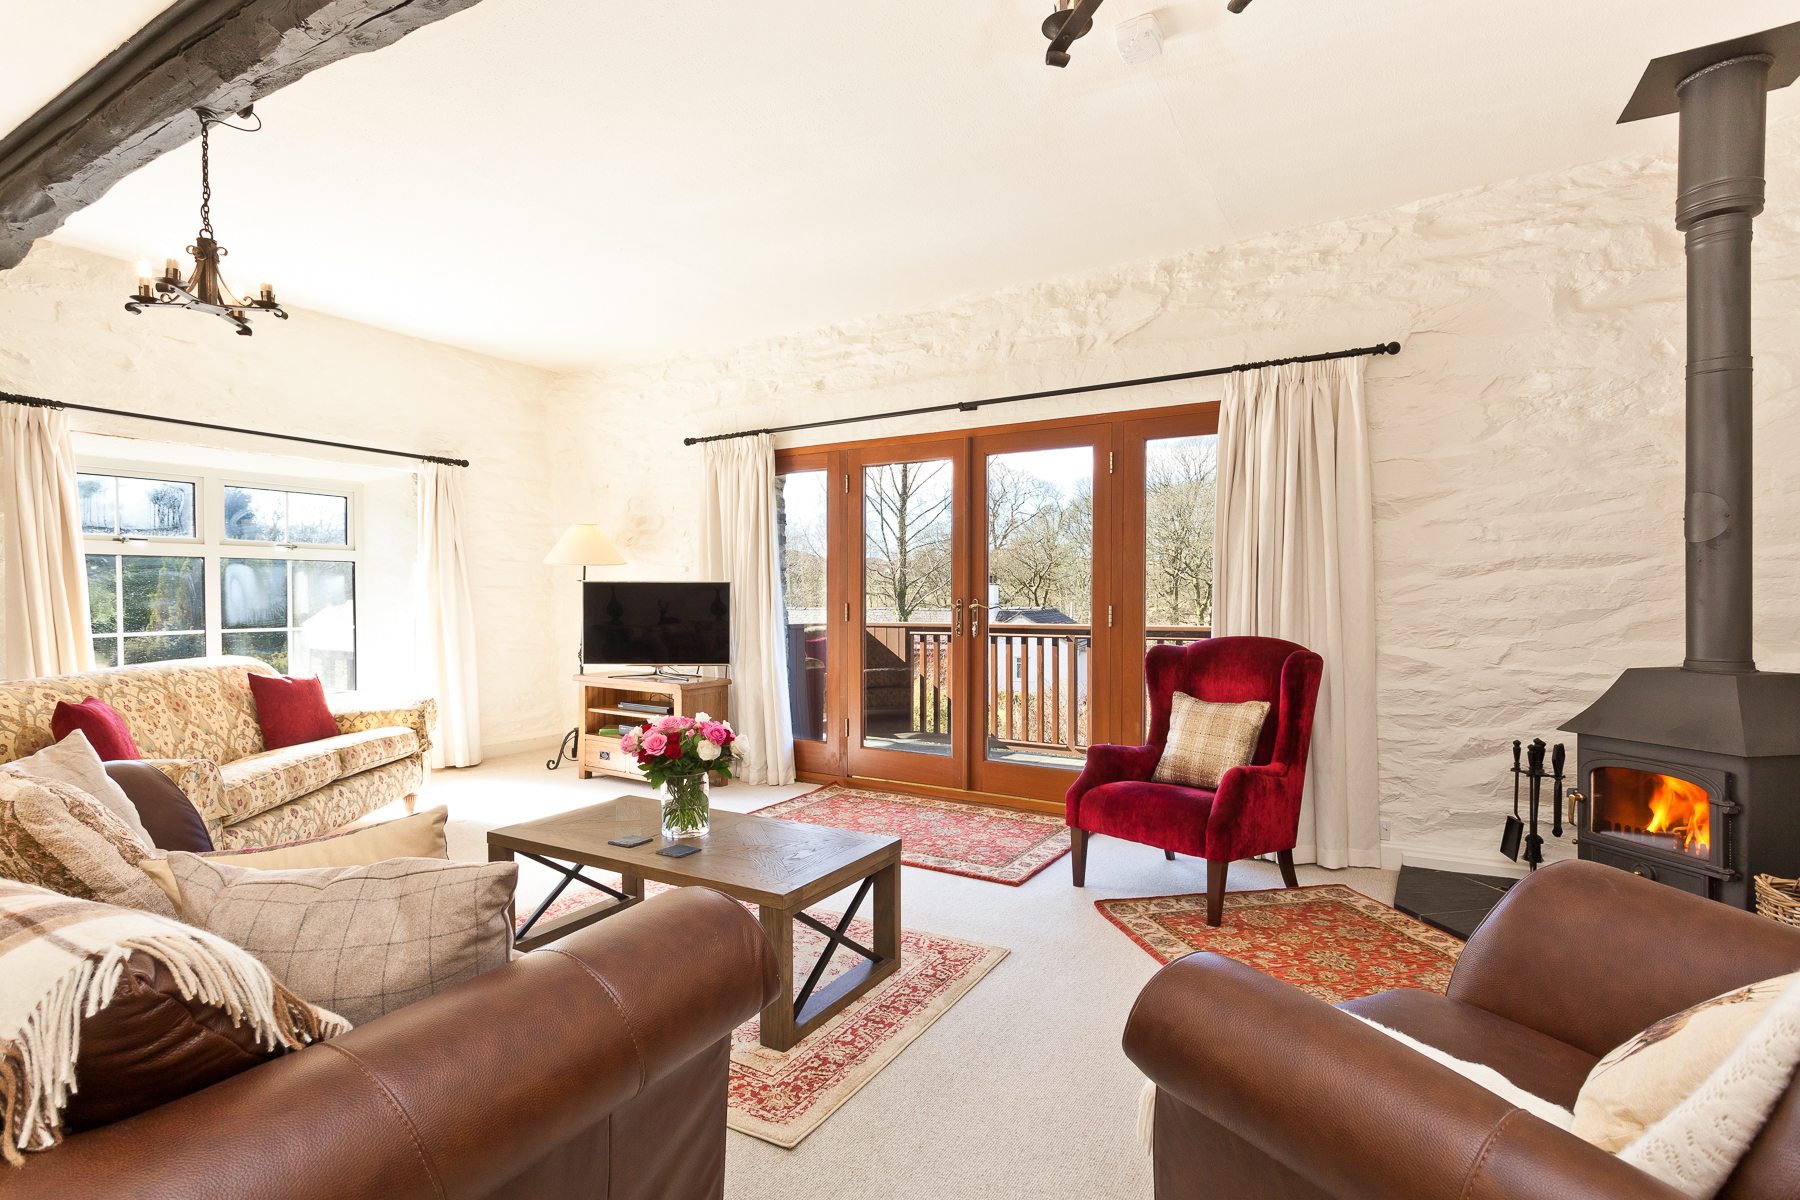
[224,487,286,542]
[222,558,289,628]
[116,477,196,538]
[984,447,1093,769]
[777,471,829,743]
[120,556,204,633]
[862,459,954,756]
[287,492,349,546]
[1144,435,1218,731]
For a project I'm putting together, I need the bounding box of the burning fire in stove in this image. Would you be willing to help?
[1590,767,1712,858]
[1643,775,1711,855]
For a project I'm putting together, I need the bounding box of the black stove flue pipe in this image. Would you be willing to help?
[1674,53,1768,673]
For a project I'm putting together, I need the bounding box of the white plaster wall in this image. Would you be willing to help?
[0,241,566,751]
[549,116,1800,872]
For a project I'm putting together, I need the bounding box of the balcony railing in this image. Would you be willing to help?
[860,620,1212,757]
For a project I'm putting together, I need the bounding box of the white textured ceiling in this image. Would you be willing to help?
[0,0,176,138]
[22,0,1800,368]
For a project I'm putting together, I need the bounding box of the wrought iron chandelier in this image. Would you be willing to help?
[126,107,287,336]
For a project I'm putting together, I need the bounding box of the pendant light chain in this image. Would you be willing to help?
[198,117,213,239]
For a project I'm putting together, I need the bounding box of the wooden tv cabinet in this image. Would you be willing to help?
[574,672,732,783]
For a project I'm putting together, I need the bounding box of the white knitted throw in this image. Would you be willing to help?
[1620,976,1800,1197]
[0,879,348,1163]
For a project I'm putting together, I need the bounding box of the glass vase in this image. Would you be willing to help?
[658,772,711,840]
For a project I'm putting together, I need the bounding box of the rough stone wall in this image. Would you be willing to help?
[0,240,564,750]
[551,117,1800,871]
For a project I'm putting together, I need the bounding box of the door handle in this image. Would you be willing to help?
[953,599,964,638]
[968,600,986,638]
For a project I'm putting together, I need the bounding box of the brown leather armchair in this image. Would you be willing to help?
[0,887,779,1200]
[1124,860,1800,1200]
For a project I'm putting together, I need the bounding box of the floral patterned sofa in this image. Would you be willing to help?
[0,657,435,850]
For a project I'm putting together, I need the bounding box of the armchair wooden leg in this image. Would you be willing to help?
[403,792,418,815]
[1205,858,1229,926]
[1276,848,1299,889]
[1071,828,1088,887]
[1164,849,1175,861]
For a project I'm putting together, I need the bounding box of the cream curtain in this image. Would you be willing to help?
[701,433,796,785]
[1,405,92,679]
[1215,358,1381,869]
[415,463,482,768]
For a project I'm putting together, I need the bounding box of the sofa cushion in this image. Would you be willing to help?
[218,741,345,826]
[0,772,175,917]
[331,726,421,776]
[5,729,152,848]
[164,852,517,1025]
[215,757,424,850]
[246,673,339,750]
[1338,987,1598,1109]
[105,761,215,852]
[203,807,448,869]
[49,696,141,761]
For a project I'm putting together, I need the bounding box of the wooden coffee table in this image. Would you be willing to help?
[487,796,901,1051]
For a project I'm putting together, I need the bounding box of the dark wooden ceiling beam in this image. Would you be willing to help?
[0,0,488,269]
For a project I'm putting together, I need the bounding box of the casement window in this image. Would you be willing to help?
[80,468,359,691]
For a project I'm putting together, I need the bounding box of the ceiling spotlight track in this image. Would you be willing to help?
[124,106,287,336]
[1043,0,1104,67]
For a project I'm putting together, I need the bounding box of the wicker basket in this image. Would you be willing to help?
[1754,874,1800,928]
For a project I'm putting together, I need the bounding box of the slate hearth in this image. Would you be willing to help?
[1393,866,1516,941]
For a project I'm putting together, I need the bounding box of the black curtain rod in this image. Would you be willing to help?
[681,340,1402,447]
[0,391,469,468]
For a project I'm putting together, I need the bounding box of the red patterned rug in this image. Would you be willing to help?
[519,884,1007,1148]
[1096,884,1461,1002]
[752,784,1071,885]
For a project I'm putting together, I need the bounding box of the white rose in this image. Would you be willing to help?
[697,740,722,762]
[695,712,711,722]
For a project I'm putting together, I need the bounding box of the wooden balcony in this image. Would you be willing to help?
[855,620,1212,760]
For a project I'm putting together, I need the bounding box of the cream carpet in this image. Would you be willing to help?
[389,751,1399,1200]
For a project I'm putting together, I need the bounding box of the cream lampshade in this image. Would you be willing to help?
[544,523,625,567]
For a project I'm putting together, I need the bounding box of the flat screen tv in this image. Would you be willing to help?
[582,581,731,667]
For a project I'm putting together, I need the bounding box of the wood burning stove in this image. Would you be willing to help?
[1561,25,1800,910]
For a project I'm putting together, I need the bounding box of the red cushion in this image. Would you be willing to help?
[50,697,141,762]
[246,674,339,750]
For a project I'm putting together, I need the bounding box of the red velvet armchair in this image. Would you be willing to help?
[1065,636,1324,925]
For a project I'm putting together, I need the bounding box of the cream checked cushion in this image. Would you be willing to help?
[1152,693,1272,790]
[1573,971,1799,1153]
[163,852,515,1025]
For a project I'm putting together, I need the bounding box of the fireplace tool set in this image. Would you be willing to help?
[1501,739,1580,870]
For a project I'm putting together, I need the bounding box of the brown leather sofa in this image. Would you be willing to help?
[0,887,779,1200]
[1125,860,1800,1199]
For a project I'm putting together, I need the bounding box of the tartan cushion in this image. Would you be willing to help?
[163,853,515,1026]
[1152,693,1272,790]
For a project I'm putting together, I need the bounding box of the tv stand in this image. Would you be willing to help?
[571,671,732,784]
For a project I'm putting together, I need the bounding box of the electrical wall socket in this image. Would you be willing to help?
[1380,818,1393,842]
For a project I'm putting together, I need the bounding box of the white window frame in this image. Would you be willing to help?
[79,459,363,690]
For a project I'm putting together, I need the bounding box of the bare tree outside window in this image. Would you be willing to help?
[863,460,953,621]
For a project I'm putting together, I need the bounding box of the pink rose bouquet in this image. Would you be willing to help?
[618,713,737,789]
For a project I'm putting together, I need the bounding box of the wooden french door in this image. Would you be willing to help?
[967,424,1116,802]
[774,401,1218,810]
[845,438,973,789]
